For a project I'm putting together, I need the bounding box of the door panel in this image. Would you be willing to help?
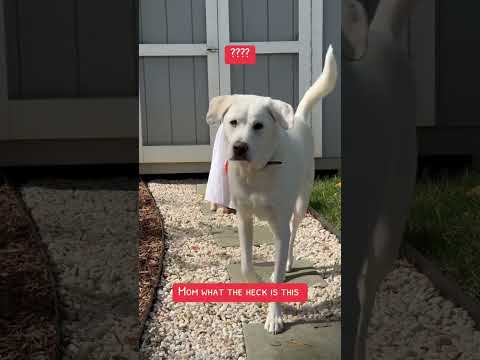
[77,0,137,97]
[169,57,202,145]
[141,0,207,44]
[1,0,137,143]
[13,0,78,99]
[139,0,218,163]
[142,57,172,145]
[437,0,479,126]
[4,0,136,100]
[220,0,313,152]
[410,0,436,127]
[139,0,168,43]
[230,54,299,108]
[0,0,7,140]
[229,0,299,42]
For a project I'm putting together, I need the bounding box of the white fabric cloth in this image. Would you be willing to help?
[205,123,235,209]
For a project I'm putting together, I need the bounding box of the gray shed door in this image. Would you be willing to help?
[139,0,219,163]
[139,0,325,164]
[0,0,137,141]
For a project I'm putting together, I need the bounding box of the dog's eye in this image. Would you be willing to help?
[253,123,263,130]
[230,120,237,127]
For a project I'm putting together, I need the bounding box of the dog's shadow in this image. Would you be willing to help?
[281,317,341,333]
[253,262,340,282]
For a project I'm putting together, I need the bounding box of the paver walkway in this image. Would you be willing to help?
[226,260,327,288]
[212,225,274,247]
[146,180,480,359]
[142,180,341,359]
[244,322,340,360]
[196,183,339,358]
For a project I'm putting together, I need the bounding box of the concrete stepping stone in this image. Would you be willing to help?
[226,259,327,287]
[243,322,340,360]
[213,225,273,247]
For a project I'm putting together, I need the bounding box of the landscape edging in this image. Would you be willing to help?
[308,206,341,242]
[139,180,167,351]
[402,242,480,330]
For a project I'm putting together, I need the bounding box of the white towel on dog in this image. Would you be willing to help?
[205,123,234,209]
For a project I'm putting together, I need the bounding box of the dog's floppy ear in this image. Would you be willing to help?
[268,99,294,130]
[206,95,233,124]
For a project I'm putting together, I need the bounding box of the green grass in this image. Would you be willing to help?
[310,175,341,232]
[308,171,480,300]
[406,171,480,300]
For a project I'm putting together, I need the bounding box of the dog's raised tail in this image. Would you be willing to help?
[295,44,338,119]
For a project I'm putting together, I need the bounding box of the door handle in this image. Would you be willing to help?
[206,47,219,53]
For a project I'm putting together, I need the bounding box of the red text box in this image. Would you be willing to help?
[172,283,308,303]
[225,45,256,65]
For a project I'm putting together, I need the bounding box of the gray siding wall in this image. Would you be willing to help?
[230,54,299,108]
[140,0,206,44]
[228,0,299,108]
[4,0,137,99]
[139,0,210,146]
[229,0,298,42]
[140,57,210,146]
[322,0,341,159]
[139,0,340,157]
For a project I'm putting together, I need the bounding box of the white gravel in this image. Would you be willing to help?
[142,180,341,360]
[21,178,138,359]
[143,180,480,360]
[368,259,480,360]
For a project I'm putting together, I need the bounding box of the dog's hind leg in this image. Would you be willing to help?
[355,215,405,360]
[286,197,307,272]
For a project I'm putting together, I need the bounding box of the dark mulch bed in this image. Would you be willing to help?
[139,181,165,329]
[0,178,60,360]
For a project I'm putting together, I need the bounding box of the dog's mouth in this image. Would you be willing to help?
[229,158,283,168]
[230,155,250,162]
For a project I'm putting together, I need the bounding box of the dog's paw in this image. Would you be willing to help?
[264,303,284,334]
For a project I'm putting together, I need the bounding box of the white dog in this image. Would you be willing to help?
[206,45,338,334]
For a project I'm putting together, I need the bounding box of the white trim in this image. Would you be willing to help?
[139,157,340,175]
[217,0,231,96]
[9,98,137,140]
[139,96,143,163]
[143,145,212,163]
[0,0,8,140]
[139,57,145,163]
[229,41,304,54]
[298,0,313,127]
[139,44,207,57]
[311,0,324,157]
[206,0,220,144]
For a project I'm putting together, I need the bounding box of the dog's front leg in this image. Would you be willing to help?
[265,217,290,334]
[237,208,261,283]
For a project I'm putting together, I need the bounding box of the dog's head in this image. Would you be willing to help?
[206,94,294,170]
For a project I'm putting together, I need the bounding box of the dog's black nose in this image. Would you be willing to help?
[232,141,249,158]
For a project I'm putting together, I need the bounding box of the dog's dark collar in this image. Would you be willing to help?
[264,160,283,168]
